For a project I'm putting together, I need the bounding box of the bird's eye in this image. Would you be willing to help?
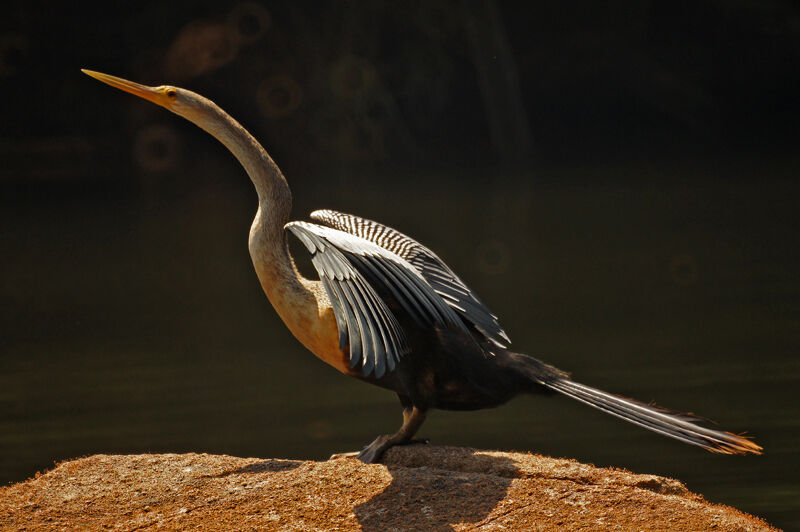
[166,89,177,99]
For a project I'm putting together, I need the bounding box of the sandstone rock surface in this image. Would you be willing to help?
[0,445,774,530]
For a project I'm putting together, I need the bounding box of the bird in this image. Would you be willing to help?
[82,69,762,463]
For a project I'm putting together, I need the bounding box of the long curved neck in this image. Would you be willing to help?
[176,97,348,371]
[187,100,305,298]
[191,104,292,227]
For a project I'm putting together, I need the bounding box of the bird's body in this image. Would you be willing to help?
[83,69,762,461]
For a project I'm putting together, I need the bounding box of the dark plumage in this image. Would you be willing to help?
[289,210,762,461]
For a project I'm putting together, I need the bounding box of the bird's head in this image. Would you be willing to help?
[81,69,209,123]
[82,68,290,206]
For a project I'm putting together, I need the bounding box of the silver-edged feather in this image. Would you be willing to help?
[287,221,474,377]
[309,209,511,348]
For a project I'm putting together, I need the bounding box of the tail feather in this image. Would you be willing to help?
[545,378,762,455]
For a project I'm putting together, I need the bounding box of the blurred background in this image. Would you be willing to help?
[1,1,798,528]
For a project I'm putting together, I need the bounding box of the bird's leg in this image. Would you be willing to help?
[402,407,430,445]
[356,406,427,464]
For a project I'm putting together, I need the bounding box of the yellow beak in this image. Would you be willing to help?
[81,69,169,107]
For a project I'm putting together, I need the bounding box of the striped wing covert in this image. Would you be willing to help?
[310,209,511,348]
[286,221,471,378]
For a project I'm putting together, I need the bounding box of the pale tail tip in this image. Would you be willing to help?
[716,433,763,455]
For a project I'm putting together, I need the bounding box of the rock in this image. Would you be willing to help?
[0,445,774,530]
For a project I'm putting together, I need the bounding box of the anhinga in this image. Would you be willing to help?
[82,69,762,462]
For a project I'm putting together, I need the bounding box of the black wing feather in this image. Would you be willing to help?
[310,209,510,347]
[287,222,408,377]
[287,221,476,377]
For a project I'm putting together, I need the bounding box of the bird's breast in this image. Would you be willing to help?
[281,283,357,376]
[252,257,357,376]
[247,222,358,377]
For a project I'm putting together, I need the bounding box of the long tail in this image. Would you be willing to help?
[506,353,762,455]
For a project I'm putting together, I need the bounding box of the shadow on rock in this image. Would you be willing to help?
[355,445,518,530]
[206,459,303,478]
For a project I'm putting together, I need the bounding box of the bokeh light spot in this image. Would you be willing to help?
[133,124,180,174]
[257,74,303,119]
[164,21,240,80]
[227,2,271,45]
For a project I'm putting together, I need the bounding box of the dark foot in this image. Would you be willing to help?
[355,435,430,463]
[356,435,394,463]
[354,406,429,464]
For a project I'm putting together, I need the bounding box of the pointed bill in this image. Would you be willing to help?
[81,69,168,107]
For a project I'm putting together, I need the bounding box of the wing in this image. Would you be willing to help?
[286,221,471,378]
[309,209,511,348]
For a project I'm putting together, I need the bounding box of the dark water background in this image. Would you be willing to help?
[2,162,798,528]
